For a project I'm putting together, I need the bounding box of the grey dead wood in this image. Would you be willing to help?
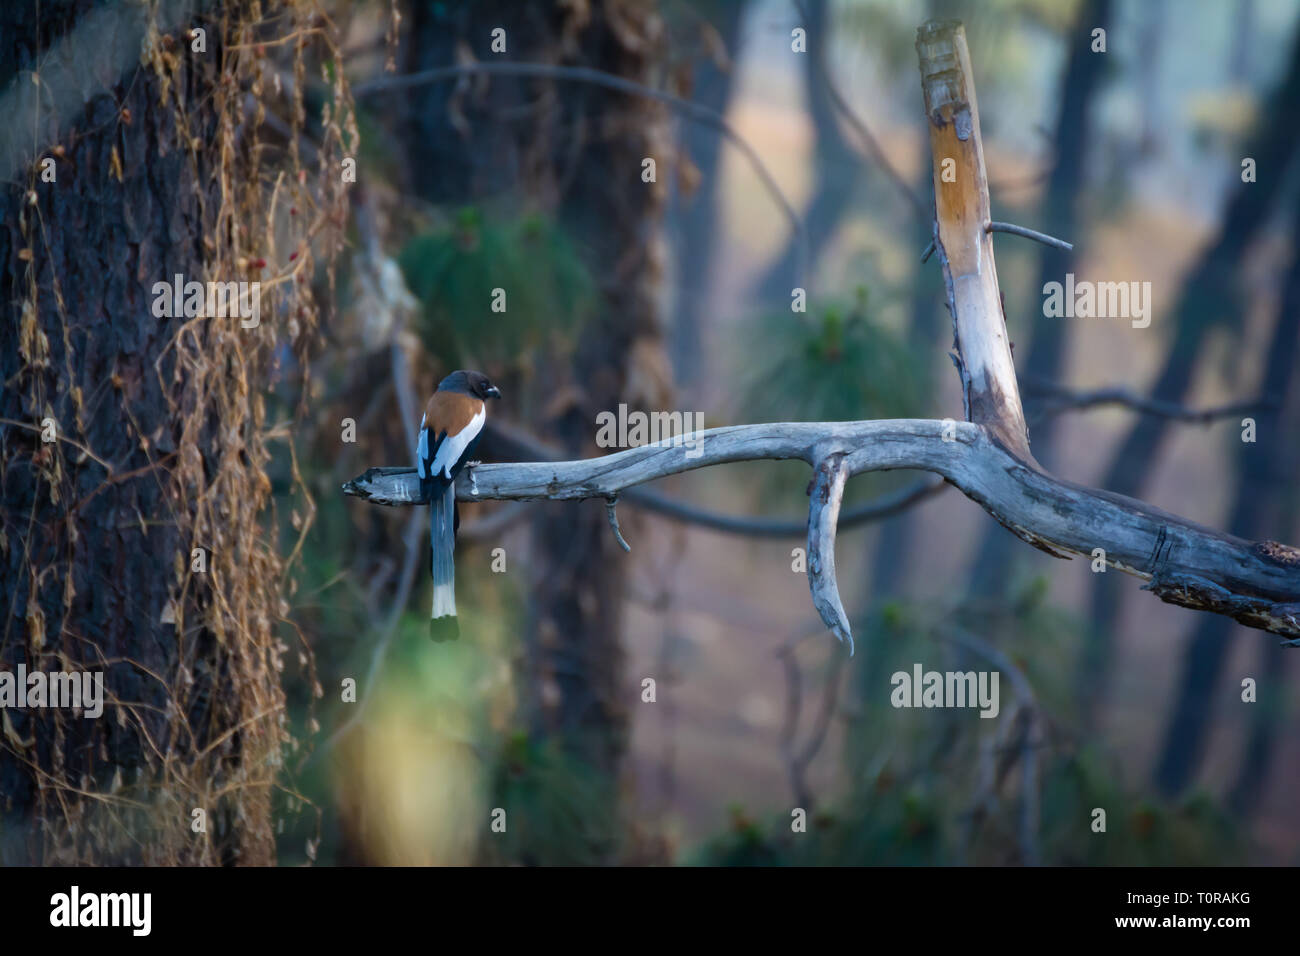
[344,19,1300,653]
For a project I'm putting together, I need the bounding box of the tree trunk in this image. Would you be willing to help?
[864,0,953,607]
[757,0,859,302]
[0,1,327,864]
[1153,190,1300,797]
[531,2,671,813]
[671,1,746,389]
[401,1,671,856]
[966,0,1111,598]
[1082,21,1300,720]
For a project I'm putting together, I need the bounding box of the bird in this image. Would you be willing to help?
[417,369,502,641]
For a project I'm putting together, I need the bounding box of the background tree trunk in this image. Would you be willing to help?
[965,0,1111,600]
[1153,191,1300,797]
[756,0,858,303]
[671,1,746,391]
[401,1,672,856]
[1082,22,1300,722]
[530,3,671,821]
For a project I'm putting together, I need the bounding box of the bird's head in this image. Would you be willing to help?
[457,369,502,401]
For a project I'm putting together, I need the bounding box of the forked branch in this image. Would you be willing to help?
[343,18,1300,653]
[343,419,1300,644]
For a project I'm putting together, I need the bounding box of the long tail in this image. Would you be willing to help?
[430,481,459,641]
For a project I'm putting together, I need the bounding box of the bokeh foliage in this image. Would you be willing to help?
[693,576,1246,866]
[740,286,923,424]
[400,207,595,368]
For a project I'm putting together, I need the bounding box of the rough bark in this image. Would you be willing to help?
[0,0,305,864]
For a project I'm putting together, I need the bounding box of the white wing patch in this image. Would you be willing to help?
[429,404,485,479]
[416,413,428,478]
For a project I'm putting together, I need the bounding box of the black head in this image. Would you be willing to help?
[439,369,502,401]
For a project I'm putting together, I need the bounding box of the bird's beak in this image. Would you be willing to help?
[486,385,502,400]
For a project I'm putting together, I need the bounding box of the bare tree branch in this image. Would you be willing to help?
[354,61,809,288]
[343,418,1300,643]
[923,220,1075,264]
[458,500,532,542]
[807,452,854,654]
[986,220,1074,252]
[315,192,424,762]
[917,21,1032,459]
[482,417,950,537]
[1022,376,1272,424]
[777,634,848,810]
[626,475,948,536]
[791,0,931,223]
[941,627,1040,865]
[605,496,632,553]
[340,18,1300,655]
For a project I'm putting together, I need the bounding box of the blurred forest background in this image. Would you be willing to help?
[2,0,1299,865]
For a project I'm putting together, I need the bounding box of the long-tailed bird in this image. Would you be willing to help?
[418,369,502,641]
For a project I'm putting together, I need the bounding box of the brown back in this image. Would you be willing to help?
[425,390,483,437]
